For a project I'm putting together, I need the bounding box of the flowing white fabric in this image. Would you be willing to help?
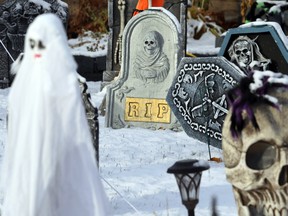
[1,13,111,216]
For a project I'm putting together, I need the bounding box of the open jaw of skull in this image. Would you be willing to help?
[222,88,288,215]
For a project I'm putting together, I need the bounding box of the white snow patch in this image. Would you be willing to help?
[69,32,108,57]
[0,82,237,215]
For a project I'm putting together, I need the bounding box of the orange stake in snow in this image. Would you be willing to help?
[133,0,165,16]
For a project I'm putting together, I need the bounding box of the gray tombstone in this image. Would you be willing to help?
[103,0,187,89]
[218,23,288,75]
[166,57,245,148]
[0,0,68,88]
[106,8,183,130]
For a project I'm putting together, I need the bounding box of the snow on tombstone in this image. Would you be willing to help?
[105,8,183,130]
[218,21,288,75]
[1,13,111,216]
[166,57,245,149]
[103,0,187,89]
[0,0,68,88]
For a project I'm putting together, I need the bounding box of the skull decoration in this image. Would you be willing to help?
[228,36,271,73]
[234,40,252,67]
[222,88,288,215]
[229,36,253,69]
[143,31,159,55]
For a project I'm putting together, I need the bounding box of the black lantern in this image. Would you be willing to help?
[167,159,210,216]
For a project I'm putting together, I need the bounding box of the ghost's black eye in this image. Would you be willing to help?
[38,40,45,50]
[29,39,35,49]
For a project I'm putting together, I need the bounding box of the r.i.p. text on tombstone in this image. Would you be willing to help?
[166,57,245,148]
[106,8,183,130]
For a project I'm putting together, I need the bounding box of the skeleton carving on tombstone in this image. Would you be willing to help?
[228,36,271,73]
[191,73,229,130]
[222,70,288,215]
[133,30,169,83]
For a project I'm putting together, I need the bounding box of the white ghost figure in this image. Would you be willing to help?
[1,14,111,216]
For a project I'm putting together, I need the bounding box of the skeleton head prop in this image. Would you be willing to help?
[228,36,253,69]
[228,36,271,73]
[143,31,161,55]
[223,87,288,215]
[234,40,252,66]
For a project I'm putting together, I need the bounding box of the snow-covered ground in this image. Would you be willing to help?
[68,31,109,58]
[0,14,239,216]
[91,82,237,216]
[67,16,221,58]
[0,80,237,216]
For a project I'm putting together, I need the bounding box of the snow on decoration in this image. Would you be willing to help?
[227,69,288,138]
